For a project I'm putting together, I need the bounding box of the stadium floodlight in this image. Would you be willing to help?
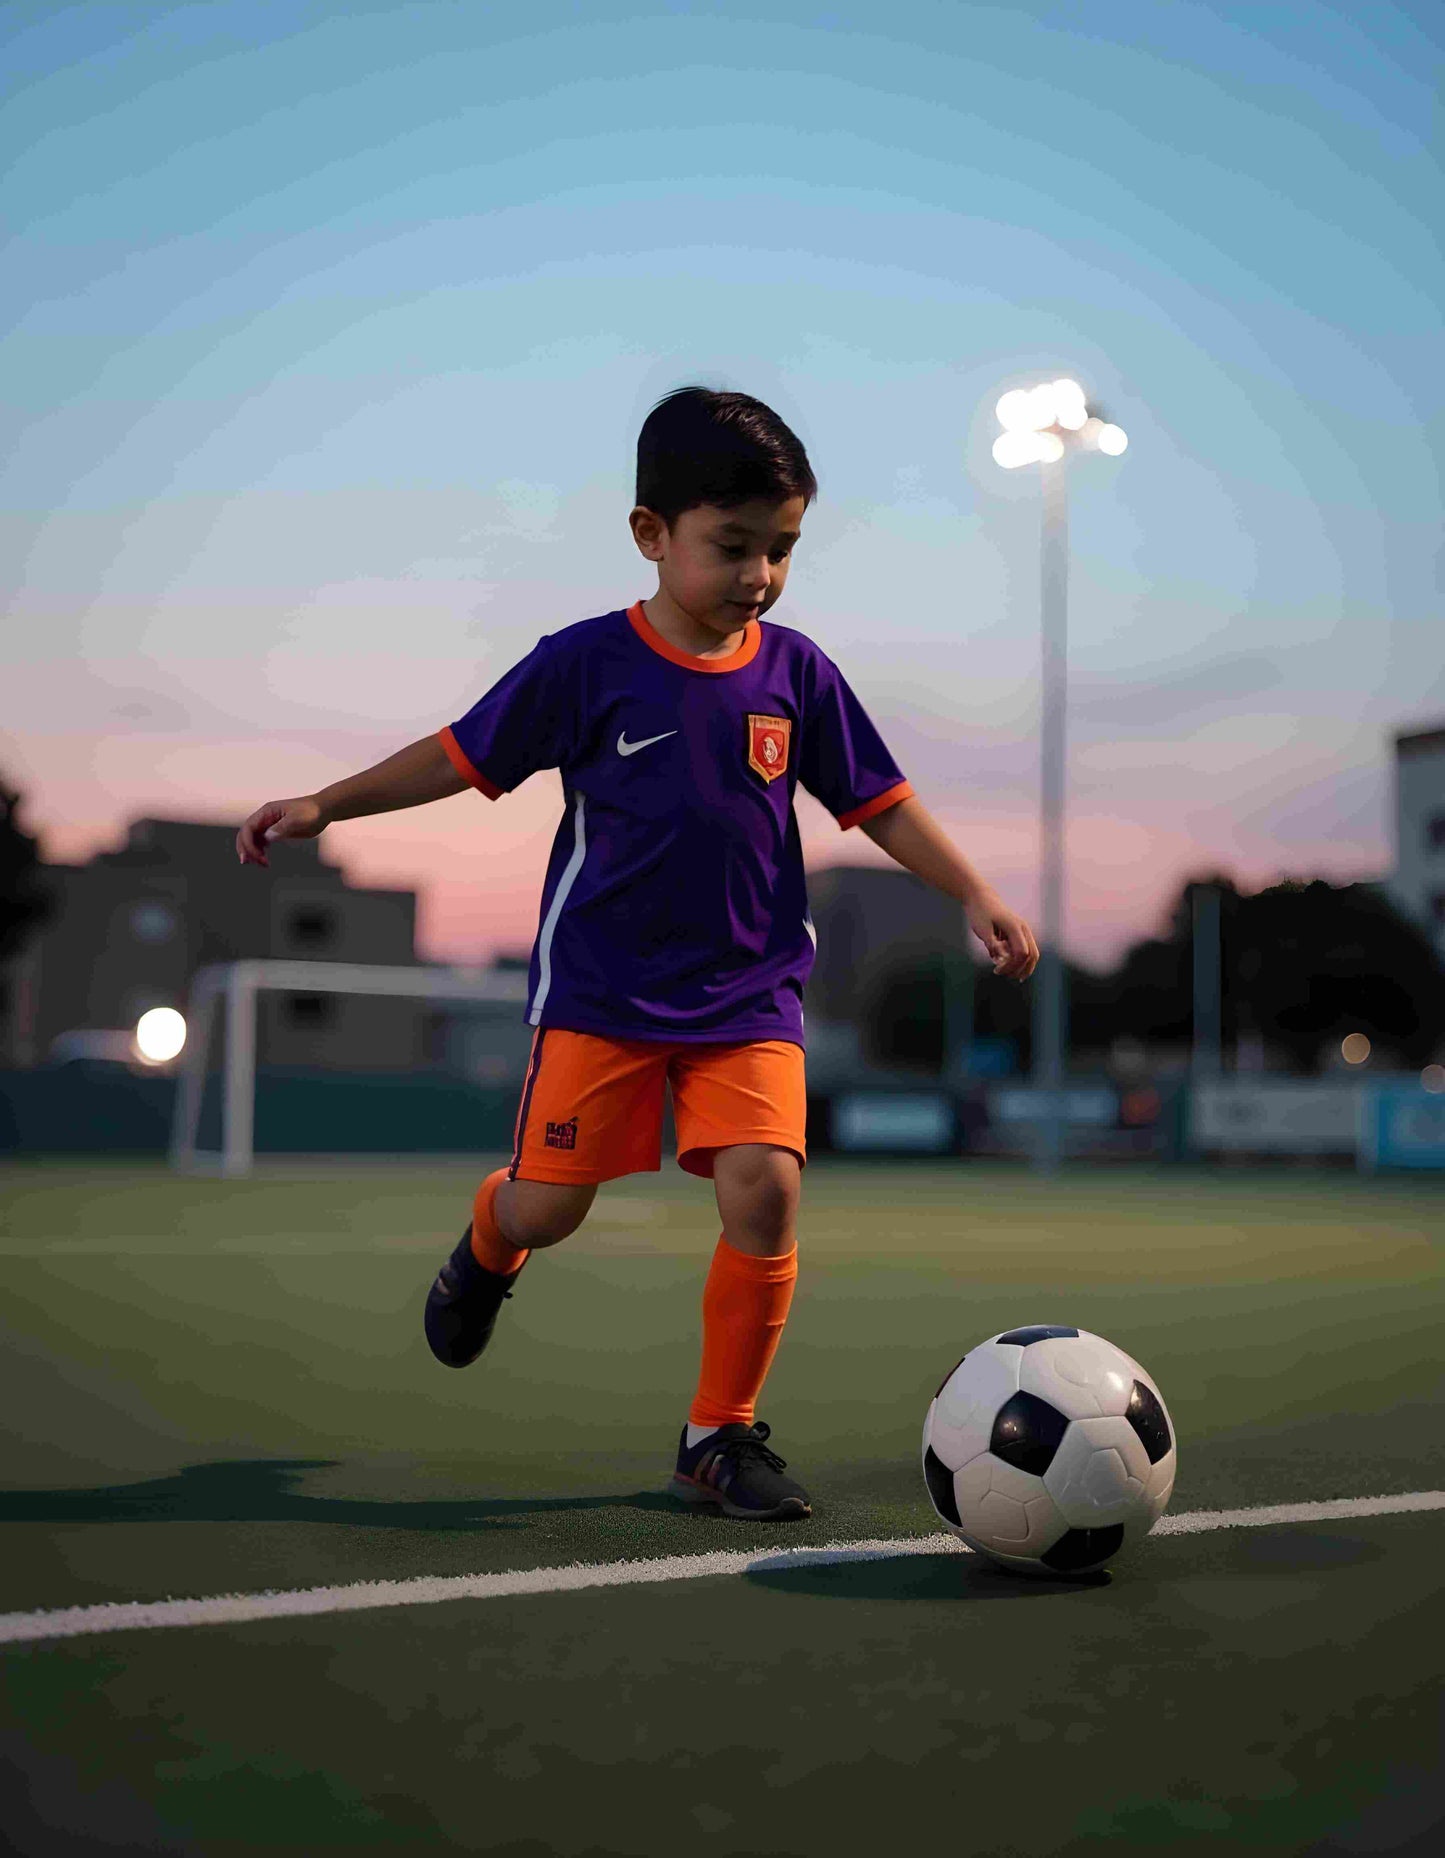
[135,1006,186,1065]
[995,389,1037,431]
[170,960,530,1176]
[989,375,1130,1175]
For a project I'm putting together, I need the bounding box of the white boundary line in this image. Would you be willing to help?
[3,1490,1441,1646]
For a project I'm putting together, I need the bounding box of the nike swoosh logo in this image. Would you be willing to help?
[617,729,678,757]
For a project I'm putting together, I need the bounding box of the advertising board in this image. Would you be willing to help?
[1357,1085,1445,1173]
[831,1093,954,1153]
[1189,1083,1360,1154]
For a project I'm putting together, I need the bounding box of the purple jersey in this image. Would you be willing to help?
[440,600,912,1046]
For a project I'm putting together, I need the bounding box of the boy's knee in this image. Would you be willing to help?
[715,1144,800,1246]
[497,1179,595,1250]
[754,1174,798,1227]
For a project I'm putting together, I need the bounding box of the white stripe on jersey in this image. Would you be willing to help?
[528,792,588,1026]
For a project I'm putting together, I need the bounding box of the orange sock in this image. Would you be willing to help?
[469,1169,530,1276]
[688,1234,798,1429]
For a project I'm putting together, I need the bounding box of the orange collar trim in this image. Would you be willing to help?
[626,600,761,674]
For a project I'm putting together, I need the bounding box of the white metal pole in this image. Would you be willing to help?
[1032,458,1068,1174]
[222,963,257,1179]
[169,972,217,1170]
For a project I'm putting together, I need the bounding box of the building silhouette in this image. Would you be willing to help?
[1388,723,1445,958]
[10,818,427,1070]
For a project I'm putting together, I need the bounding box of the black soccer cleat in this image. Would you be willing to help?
[423,1226,523,1368]
[670,1420,811,1520]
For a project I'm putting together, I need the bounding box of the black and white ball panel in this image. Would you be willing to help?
[1126,1378,1172,1464]
[1043,1416,1152,1526]
[922,1445,961,1526]
[1041,1524,1125,1573]
[954,1454,1064,1559]
[1016,1330,1139,1422]
[989,1390,1069,1475]
[925,1336,1022,1471]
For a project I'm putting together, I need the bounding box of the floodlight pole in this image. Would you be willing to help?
[1191,883,1222,1080]
[1032,459,1069,1174]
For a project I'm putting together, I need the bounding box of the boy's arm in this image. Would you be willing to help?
[236,734,467,867]
[859,795,1040,981]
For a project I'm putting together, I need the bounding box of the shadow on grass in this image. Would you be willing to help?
[744,1552,1110,1601]
[1235,1530,1386,1574]
[0,1459,680,1531]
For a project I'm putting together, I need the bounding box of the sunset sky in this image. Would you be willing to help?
[5,0,1441,971]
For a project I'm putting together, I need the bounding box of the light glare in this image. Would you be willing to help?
[996,390,1035,431]
[136,1006,186,1064]
[993,430,1039,468]
[1024,385,1057,429]
[1036,432,1065,463]
[1097,423,1129,456]
[1341,1032,1371,1066]
[1421,1064,1445,1094]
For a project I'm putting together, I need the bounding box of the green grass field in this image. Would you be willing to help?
[2,1156,1442,1855]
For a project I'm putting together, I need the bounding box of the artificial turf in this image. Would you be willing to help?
[2,1157,1442,1853]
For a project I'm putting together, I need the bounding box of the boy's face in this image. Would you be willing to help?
[630,496,806,640]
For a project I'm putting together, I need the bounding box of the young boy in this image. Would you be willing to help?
[237,386,1038,1522]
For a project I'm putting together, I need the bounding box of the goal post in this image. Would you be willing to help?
[168,960,530,1177]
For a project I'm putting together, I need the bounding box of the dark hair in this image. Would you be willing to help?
[636,386,817,528]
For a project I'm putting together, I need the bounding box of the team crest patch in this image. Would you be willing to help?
[747,714,791,784]
[544,1118,578,1151]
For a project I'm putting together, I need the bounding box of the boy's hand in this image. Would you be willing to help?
[965,888,1040,981]
[236,796,327,867]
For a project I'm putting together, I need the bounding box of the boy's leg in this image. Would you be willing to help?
[469,1171,596,1276]
[669,1042,811,1518]
[690,1143,800,1426]
[425,1029,668,1368]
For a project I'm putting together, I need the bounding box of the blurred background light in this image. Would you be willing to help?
[992,430,1037,468]
[1024,385,1058,429]
[1422,1064,1445,1094]
[1341,1031,1371,1065]
[135,1007,187,1065]
[995,389,1036,431]
[1097,423,1129,455]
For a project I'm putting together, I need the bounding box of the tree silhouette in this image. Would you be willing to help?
[1,775,49,959]
[1075,875,1445,1073]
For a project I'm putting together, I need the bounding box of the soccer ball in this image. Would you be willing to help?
[922,1324,1176,1575]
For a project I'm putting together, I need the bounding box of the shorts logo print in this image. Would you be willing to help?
[747,714,791,784]
[544,1117,579,1151]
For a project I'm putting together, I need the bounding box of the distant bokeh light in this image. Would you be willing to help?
[1422,1064,1445,1094]
[1341,1032,1371,1066]
[1050,379,1086,427]
[1097,423,1129,455]
[992,430,1040,469]
[995,389,1036,431]
[135,1007,186,1064]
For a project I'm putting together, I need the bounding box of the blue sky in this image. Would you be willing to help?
[4,0,1441,964]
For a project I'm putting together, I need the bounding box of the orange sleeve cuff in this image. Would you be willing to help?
[439,727,503,800]
[837,780,914,831]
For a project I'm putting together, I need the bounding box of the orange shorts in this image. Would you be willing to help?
[506,1029,807,1184]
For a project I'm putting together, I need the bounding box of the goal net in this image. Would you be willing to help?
[168,959,529,1177]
